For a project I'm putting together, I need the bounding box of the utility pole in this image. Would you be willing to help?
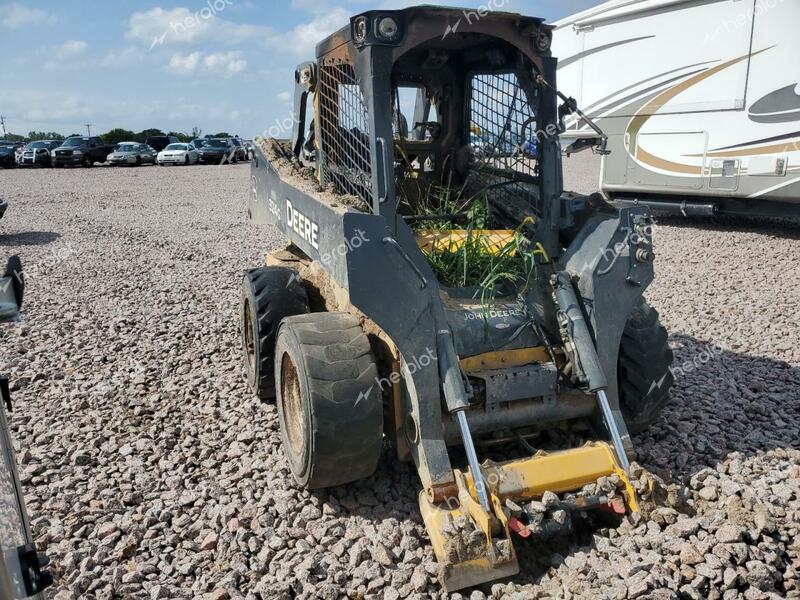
[84,123,92,136]
[0,116,6,140]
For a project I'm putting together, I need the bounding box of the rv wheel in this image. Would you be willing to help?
[275,313,383,489]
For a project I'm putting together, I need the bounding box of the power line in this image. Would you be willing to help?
[84,123,92,136]
[0,116,6,140]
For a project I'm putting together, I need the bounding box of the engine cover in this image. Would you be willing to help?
[442,291,542,358]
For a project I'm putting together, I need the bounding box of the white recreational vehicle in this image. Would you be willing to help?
[553,0,800,216]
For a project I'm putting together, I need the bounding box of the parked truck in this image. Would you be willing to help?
[51,136,114,168]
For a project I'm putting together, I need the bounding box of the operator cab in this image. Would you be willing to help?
[390,37,542,226]
[294,7,557,234]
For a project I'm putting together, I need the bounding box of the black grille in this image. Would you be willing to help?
[317,60,373,208]
[467,72,539,212]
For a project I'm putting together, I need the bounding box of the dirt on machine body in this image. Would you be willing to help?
[241,6,674,591]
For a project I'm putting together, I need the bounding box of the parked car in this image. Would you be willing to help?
[16,140,62,167]
[0,142,20,168]
[197,138,236,164]
[191,138,208,150]
[107,142,156,166]
[229,138,248,162]
[144,135,179,153]
[157,143,198,166]
[241,140,255,159]
[52,136,114,167]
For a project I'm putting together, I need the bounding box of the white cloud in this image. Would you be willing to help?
[291,0,330,12]
[99,46,143,67]
[0,86,255,137]
[126,6,272,48]
[203,51,247,76]
[277,91,292,104]
[2,91,90,123]
[271,8,350,58]
[53,40,88,59]
[0,4,56,29]
[168,51,202,73]
[39,40,89,71]
[167,51,246,77]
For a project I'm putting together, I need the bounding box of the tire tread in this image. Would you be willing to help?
[241,267,309,400]
[618,301,674,433]
[276,312,382,489]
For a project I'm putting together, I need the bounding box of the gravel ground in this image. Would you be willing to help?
[0,160,798,600]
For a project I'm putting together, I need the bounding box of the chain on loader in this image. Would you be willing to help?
[241,6,674,591]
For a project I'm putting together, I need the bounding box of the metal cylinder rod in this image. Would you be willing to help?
[596,389,630,472]
[442,393,595,443]
[456,410,491,512]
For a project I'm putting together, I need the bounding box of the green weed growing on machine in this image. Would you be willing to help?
[410,187,537,304]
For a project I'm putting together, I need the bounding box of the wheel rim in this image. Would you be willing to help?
[243,298,255,370]
[280,354,306,457]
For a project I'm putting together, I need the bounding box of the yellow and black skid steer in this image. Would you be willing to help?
[240,6,674,591]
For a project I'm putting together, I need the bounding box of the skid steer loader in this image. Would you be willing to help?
[241,6,674,591]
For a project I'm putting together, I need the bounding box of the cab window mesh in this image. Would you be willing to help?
[317,61,373,207]
[467,72,539,211]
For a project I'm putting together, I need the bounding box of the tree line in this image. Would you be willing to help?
[3,127,236,144]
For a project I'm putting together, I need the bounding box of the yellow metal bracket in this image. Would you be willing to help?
[416,229,518,256]
[419,442,639,591]
[465,442,639,513]
[459,346,559,373]
[419,470,518,592]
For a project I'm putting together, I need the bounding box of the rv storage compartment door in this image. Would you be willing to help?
[563,0,755,117]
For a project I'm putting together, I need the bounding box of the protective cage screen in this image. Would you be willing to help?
[467,72,540,211]
[317,60,373,207]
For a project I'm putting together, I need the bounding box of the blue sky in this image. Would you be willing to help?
[0,0,599,138]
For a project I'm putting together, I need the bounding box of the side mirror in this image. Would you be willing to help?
[0,255,24,323]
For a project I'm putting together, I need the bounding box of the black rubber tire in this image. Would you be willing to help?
[275,312,383,489]
[241,267,309,400]
[84,155,93,168]
[618,300,674,434]
[136,156,142,166]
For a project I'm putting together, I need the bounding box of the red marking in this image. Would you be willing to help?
[598,498,627,515]
[509,517,531,538]
[610,498,627,514]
